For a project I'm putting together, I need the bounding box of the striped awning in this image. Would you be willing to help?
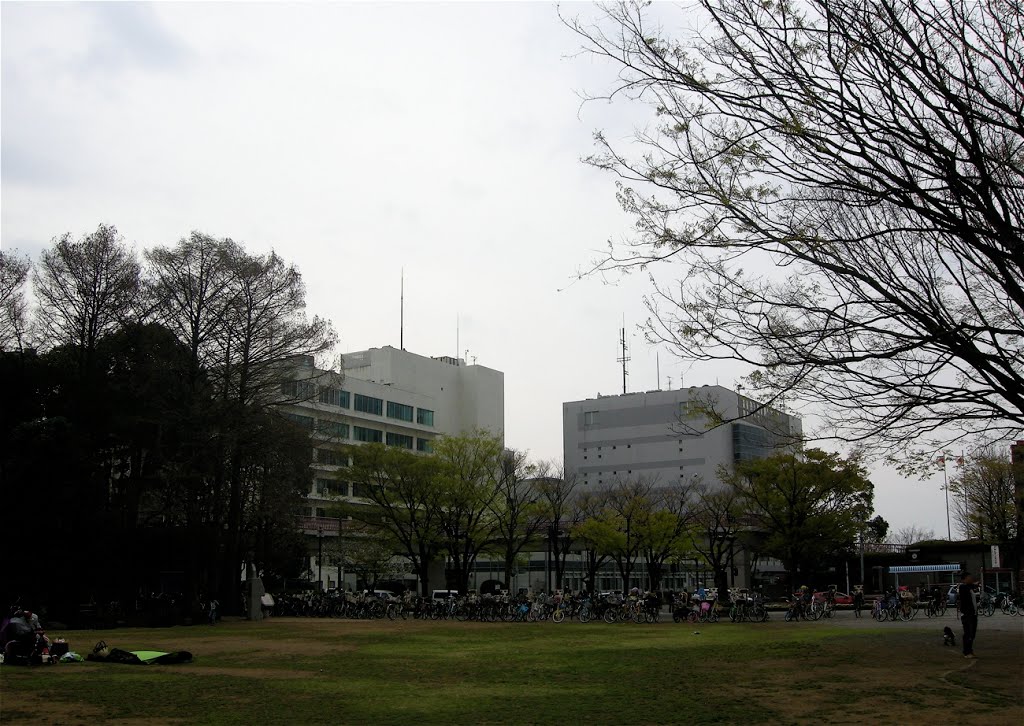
[888,564,961,574]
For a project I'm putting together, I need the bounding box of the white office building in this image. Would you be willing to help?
[563,385,802,491]
[279,345,504,589]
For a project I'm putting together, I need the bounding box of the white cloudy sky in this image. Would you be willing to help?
[1,1,956,537]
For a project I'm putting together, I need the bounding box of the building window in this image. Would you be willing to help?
[353,426,383,443]
[417,408,434,426]
[386,432,414,449]
[387,401,414,422]
[283,413,314,430]
[352,482,373,499]
[416,438,433,453]
[281,380,316,399]
[315,478,335,496]
[354,394,383,416]
[319,387,350,408]
[317,448,347,466]
[584,411,598,426]
[317,420,349,439]
[315,507,327,518]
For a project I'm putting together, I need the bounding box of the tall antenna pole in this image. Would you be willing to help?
[656,351,661,390]
[400,267,404,351]
[456,314,460,366]
[616,322,630,395]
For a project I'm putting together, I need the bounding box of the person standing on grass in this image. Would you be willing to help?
[958,572,979,659]
[852,588,864,618]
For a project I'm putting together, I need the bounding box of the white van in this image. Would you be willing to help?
[431,589,459,601]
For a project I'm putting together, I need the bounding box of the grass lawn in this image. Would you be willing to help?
[1,617,1021,725]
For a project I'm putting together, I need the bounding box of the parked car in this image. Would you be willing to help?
[431,589,459,601]
[946,584,1004,605]
[812,590,854,605]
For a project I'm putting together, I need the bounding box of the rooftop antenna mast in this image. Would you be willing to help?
[617,318,630,395]
[656,351,661,390]
[400,267,404,351]
[456,314,460,366]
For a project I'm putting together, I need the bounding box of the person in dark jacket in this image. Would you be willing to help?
[958,572,979,659]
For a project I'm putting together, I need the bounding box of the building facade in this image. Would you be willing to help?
[553,385,802,594]
[563,385,802,491]
[279,346,504,589]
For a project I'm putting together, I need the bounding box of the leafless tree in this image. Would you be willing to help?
[487,450,546,590]
[145,232,242,389]
[0,250,31,352]
[532,463,583,590]
[691,483,744,600]
[949,448,1017,541]
[34,224,141,369]
[890,525,937,547]
[566,1,1024,459]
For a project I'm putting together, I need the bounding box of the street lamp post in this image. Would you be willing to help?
[317,527,323,590]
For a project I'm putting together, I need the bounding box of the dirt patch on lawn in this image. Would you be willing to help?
[0,691,188,725]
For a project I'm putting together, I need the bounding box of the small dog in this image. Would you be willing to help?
[943,626,957,646]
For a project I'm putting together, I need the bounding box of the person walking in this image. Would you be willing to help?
[852,587,864,618]
[958,572,979,659]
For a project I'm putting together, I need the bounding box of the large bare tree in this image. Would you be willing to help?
[145,232,242,389]
[532,464,582,590]
[34,224,141,370]
[487,449,546,591]
[566,1,1024,457]
[949,448,1018,541]
[0,250,31,352]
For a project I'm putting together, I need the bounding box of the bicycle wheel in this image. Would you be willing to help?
[578,606,591,624]
[603,609,617,624]
[688,611,699,624]
[552,608,565,624]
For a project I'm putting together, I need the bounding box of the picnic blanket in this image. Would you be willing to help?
[86,642,192,665]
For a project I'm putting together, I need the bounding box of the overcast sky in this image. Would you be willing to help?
[1,1,958,539]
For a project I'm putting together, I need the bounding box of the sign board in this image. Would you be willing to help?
[990,545,1000,568]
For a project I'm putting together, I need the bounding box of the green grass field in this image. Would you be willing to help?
[2,617,1021,725]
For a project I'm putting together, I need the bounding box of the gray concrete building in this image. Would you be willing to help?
[563,385,802,490]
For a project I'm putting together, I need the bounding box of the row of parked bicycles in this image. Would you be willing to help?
[869,590,1024,621]
[269,589,777,625]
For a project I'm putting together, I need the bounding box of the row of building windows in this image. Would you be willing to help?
[319,387,350,408]
[316,448,348,466]
[354,393,383,416]
[284,381,435,428]
[353,425,383,443]
[318,420,349,438]
[281,380,317,399]
[313,479,374,499]
[386,432,414,449]
[387,401,414,422]
[283,413,314,430]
